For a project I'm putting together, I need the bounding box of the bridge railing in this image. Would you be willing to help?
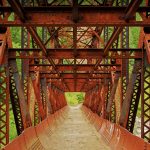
[3,106,68,150]
[82,105,150,150]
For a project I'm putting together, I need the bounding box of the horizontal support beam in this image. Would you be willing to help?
[1,9,150,26]
[49,78,106,82]
[1,6,150,13]
[51,78,102,83]
[8,48,143,59]
[9,48,142,52]
[51,82,100,92]
[40,73,111,79]
[29,64,121,72]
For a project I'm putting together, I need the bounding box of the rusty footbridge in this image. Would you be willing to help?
[0,0,150,149]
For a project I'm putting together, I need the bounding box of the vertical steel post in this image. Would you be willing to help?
[0,56,9,148]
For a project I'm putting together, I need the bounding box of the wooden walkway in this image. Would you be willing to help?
[48,106,110,150]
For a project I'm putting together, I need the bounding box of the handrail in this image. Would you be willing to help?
[82,105,150,150]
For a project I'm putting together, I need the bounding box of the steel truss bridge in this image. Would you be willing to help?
[0,0,150,149]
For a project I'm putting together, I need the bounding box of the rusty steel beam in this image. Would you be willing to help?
[40,78,52,114]
[9,69,24,135]
[41,73,111,79]
[8,55,142,59]
[1,10,150,26]
[119,60,141,127]
[1,4,150,26]
[21,27,30,110]
[6,0,27,22]
[123,0,143,21]
[141,53,150,142]
[144,34,150,64]
[0,33,7,65]
[39,72,111,75]
[102,0,143,56]
[29,64,121,72]
[7,0,70,91]
[9,60,32,128]
[8,48,142,52]
[103,27,123,56]
[126,70,141,133]
[79,0,143,91]
[27,27,56,69]
[0,64,9,148]
[8,48,143,59]
[106,72,120,119]
[6,0,55,69]
[1,6,150,12]
[7,1,62,84]
[30,72,46,120]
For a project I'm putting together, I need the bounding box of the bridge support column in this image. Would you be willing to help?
[9,60,32,129]
[106,72,120,122]
[31,72,45,120]
[41,78,52,115]
[141,49,150,142]
[0,56,9,148]
[119,59,141,127]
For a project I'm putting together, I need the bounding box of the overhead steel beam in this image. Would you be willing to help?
[6,0,27,22]
[0,10,150,26]
[40,73,111,79]
[8,48,143,59]
[7,0,70,91]
[103,0,142,56]
[27,27,56,69]
[8,48,142,52]
[103,27,123,56]
[29,64,121,72]
[80,0,143,91]
[123,0,143,21]
[1,6,150,12]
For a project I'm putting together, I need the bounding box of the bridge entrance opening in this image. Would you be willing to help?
[65,92,85,106]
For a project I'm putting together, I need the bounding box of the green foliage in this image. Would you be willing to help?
[65,92,85,106]
[10,27,21,48]
[129,27,140,48]
[9,106,17,141]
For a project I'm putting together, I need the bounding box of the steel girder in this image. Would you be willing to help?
[119,60,142,127]
[0,64,9,148]
[9,68,24,135]
[141,46,150,142]
[1,6,150,26]
[106,72,120,120]
[9,59,32,128]
[126,69,141,133]
[0,13,9,147]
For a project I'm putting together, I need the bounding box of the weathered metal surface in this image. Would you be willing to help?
[31,72,45,120]
[106,72,120,119]
[126,70,141,133]
[141,49,150,142]
[9,68,24,135]
[40,78,52,114]
[0,64,9,148]
[119,60,141,127]
[1,7,150,26]
[9,59,32,128]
